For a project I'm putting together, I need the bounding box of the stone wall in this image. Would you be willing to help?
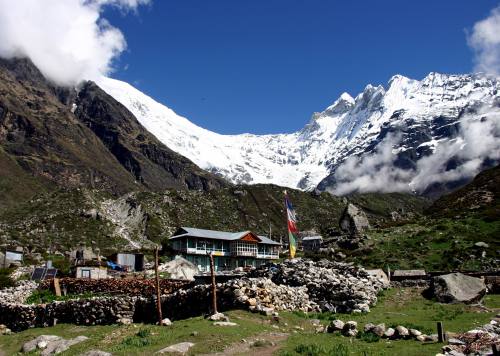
[0,297,141,332]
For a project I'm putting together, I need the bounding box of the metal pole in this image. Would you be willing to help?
[209,252,217,314]
[154,247,163,325]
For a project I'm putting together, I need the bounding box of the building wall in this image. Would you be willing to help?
[76,267,108,279]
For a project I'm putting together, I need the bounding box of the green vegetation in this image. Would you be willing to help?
[0,185,429,255]
[0,289,498,355]
[0,268,14,289]
[346,217,499,271]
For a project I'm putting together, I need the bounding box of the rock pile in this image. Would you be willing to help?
[40,278,192,297]
[250,258,386,313]
[0,281,37,304]
[441,317,500,355]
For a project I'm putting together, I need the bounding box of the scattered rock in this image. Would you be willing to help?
[157,342,195,354]
[371,323,386,337]
[395,325,409,338]
[208,313,227,322]
[410,329,422,337]
[384,328,395,338]
[22,335,88,355]
[364,323,375,332]
[160,318,172,326]
[342,321,358,337]
[80,351,112,356]
[327,319,345,333]
[474,242,489,248]
[213,322,238,326]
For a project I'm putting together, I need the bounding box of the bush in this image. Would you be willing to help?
[357,331,380,343]
[0,268,15,289]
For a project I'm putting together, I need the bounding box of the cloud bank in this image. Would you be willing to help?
[468,5,500,75]
[332,106,500,195]
[0,0,150,86]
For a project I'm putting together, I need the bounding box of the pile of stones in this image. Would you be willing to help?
[0,281,37,304]
[249,258,386,313]
[441,316,500,356]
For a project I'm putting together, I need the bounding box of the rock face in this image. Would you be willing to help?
[431,273,486,304]
[0,57,227,210]
[339,204,370,235]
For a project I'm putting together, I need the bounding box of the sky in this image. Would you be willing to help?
[1,0,498,134]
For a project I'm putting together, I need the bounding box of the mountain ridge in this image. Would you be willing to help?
[97,71,500,195]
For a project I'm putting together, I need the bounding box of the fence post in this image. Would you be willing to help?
[209,252,217,314]
[437,321,445,342]
[154,247,163,325]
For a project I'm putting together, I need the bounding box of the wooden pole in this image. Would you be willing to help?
[209,252,217,314]
[154,247,163,326]
[492,344,499,356]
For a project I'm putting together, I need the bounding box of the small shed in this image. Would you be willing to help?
[1,250,23,268]
[302,236,323,252]
[75,266,108,279]
[110,253,144,272]
[392,269,427,281]
[366,269,390,288]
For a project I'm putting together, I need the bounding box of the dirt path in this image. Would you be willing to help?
[201,332,289,356]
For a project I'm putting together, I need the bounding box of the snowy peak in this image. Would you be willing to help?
[97,72,500,193]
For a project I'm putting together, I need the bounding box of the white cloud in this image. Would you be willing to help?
[331,106,500,195]
[0,0,150,85]
[467,5,500,75]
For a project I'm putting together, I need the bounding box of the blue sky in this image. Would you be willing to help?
[104,0,497,134]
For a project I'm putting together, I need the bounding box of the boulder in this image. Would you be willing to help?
[339,204,370,235]
[213,321,238,326]
[372,323,386,337]
[327,319,345,333]
[395,325,409,338]
[157,342,195,354]
[383,328,395,338]
[431,273,486,304]
[342,321,358,337]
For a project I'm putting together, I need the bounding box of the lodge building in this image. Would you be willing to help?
[169,227,281,272]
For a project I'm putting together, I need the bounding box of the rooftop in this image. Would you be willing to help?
[171,227,281,245]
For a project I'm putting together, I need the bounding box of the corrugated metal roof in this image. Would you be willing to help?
[171,227,281,245]
[302,236,322,241]
[257,235,281,246]
[393,270,426,277]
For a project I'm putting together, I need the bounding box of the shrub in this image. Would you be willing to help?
[0,268,14,289]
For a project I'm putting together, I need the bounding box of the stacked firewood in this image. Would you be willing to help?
[40,278,192,297]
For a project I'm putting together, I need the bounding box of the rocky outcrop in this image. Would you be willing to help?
[431,272,486,304]
[75,81,227,192]
[339,204,370,235]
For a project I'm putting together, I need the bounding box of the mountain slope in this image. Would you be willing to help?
[0,185,429,253]
[0,58,227,208]
[98,73,500,194]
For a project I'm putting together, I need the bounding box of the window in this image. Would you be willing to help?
[81,269,91,278]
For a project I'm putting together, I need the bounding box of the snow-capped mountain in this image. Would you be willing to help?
[96,72,500,193]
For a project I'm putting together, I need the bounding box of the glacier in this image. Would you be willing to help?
[96,72,500,192]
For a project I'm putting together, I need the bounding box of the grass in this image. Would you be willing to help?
[25,289,96,304]
[1,289,497,355]
[346,216,500,271]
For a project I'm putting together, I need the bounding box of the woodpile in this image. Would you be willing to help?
[40,278,192,297]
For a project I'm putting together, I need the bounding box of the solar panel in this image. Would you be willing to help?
[44,268,58,280]
[31,267,46,281]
